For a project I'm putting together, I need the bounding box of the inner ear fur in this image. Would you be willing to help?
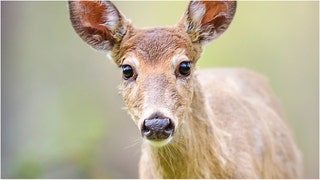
[183,0,236,44]
[68,1,129,51]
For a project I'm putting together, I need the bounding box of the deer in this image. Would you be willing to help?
[68,0,303,178]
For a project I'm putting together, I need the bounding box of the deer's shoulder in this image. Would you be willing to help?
[195,67,286,123]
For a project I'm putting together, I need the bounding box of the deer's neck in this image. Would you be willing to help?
[145,79,231,178]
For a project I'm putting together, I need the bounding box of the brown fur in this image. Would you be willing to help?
[68,0,303,178]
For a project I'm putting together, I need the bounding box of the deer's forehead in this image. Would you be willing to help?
[121,28,193,64]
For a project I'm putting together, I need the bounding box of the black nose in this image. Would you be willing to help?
[142,116,174,140]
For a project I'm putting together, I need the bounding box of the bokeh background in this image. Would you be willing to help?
[1,1,318,178]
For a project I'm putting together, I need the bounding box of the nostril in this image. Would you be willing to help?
[142,121,151,137]
[164,119,173,131]
[164,121,174,133]
[143,128,151,137]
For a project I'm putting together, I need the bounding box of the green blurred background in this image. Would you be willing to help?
[1,1,318,178]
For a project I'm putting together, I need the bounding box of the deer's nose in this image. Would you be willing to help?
[142,116,174,140]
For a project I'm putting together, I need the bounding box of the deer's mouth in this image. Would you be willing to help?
[144,136,174,147]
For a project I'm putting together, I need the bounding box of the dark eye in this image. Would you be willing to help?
[122,65,134,80]
[178,61,191,76]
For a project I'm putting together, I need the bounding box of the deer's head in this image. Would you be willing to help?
[69,0,236,146]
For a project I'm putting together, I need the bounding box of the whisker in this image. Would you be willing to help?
[124,137,142,150]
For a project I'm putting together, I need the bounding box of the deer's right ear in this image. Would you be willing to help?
[68,1,128,51]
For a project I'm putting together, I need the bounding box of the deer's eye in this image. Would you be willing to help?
[122,65,134,80]
[178,61,191,76]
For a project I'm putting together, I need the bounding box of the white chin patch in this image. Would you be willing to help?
[145,136,173,147]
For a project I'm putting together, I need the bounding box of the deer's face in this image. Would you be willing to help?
[69,0,236,146]
[118,28,201,146]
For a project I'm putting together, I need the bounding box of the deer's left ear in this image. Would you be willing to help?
[181,0,236,45]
